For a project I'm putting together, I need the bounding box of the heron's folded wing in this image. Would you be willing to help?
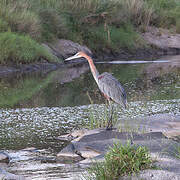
[98,72,127,107]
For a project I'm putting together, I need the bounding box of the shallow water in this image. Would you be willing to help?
[0,56,180,179]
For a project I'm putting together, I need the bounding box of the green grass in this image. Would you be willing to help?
[146,0,180,29]
[84,141,153,179]
[0,32,57,64]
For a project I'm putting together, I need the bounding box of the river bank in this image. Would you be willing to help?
[0,46,179,77]
[1,25,180,77]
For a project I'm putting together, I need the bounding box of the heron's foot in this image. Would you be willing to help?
[106,126,116,131]
[106,122,114,130]
[106,126,113,131]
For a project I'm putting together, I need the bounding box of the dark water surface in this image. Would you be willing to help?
[0,56,180,179]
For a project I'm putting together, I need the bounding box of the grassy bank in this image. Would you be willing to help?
[0,0,180,63]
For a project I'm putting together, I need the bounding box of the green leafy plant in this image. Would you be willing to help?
[84,141,153,180]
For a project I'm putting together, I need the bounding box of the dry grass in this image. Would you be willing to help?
[0,0,41,39]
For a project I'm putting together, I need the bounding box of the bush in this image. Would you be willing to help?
[0,32,56,64]
[85,141,153,179]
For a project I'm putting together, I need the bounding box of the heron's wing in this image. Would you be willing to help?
[97,72,127,107]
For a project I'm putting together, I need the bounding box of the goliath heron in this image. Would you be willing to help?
[65,51,127,130]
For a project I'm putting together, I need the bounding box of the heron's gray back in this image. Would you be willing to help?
[97,72,127,107]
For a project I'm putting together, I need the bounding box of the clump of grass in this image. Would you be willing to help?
[0,32,57,64]
[38,8,67,42]
[174,145,180,159]
[0,0,42,40]
[87,105,111,129]
[84,141,153,179]
[146,0,180,28]
[86,91,119,129]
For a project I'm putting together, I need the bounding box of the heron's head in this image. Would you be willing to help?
[65,51,88,61]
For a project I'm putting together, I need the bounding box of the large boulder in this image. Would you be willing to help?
[45,39,92,59]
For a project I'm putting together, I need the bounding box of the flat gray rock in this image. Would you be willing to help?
[0,168,25,180]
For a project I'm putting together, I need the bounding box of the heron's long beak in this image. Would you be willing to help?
[65,53,82,61]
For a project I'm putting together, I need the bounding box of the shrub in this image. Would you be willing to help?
[85,141,153,179]
[0,32,56,64]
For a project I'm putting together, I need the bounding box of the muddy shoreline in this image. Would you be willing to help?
[0,47,180,77]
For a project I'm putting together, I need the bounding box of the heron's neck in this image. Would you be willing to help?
[86,56,99,83]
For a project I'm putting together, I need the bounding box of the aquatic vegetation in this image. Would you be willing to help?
[0,99,179,150]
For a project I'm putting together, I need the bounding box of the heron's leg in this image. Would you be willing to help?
[106,101,114,130]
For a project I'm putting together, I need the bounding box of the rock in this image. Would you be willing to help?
[142,55,180,80]
[142,26,180,50]
[46,39,92,59]
[163,130,180,141]
[79,149,101,159]
[56,152,83,163]
[0,168,25,180]
[122,170,180,180]
[21,147,38,152]
[59,127,180,180]
[42,43,62,61]
[117,114,180,140]
[71,129,90,139]
[0,151,10,163]
[56,134,75,142]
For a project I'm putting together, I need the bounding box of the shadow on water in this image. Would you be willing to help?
[0,55,180,179]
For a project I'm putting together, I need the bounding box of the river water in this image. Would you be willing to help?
[0,55,180,179]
